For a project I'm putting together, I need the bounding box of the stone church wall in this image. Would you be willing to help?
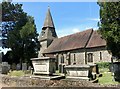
[56,49,85,66]
[86,46,111,63]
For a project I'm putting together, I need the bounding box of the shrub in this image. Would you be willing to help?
[96,62,111,69]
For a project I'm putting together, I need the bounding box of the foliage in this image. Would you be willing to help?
[97,2,120,59]
[2,2,40,67]
[2,2,27,48]
[96,62,110,69]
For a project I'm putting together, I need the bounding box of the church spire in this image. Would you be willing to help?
[43,6,55,29]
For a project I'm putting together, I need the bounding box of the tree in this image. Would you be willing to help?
[2,1,27,48]
[7,16,39,67]
[2,2,40,68]
[98,2,120,59]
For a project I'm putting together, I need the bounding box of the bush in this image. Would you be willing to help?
[96,62,110,69]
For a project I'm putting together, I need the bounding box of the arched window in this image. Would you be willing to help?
[88,53,93,62]
[61,54,64,63]
[100,52,102,60]
[66,52,70,65]
[73,54,76,64]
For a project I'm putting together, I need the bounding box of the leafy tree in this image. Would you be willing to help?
[2,2,40,68]
[7,16,39,67]
[98,2,120,59]
[2,1,27,48]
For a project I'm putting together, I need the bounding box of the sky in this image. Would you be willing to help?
[1,2,100,54]
[14,2,100,37]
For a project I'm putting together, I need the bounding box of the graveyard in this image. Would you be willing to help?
[1,1,120,88]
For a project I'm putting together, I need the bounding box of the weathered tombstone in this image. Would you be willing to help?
[16,63,21,70]
[28,66,31,71]
[65,64,91,81]
[31,57,65,80]
[22,63,27,71]
[2,62,9,74]
[0,52,2,63]
[31,57,56,75]
[112,62,120,81]
[11,63,16,70]
[0,63,2,73]
[0,52,2,73]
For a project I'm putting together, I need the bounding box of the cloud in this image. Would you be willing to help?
[72,28,80,33]
[88,18,100,21]
[56,27,81,38]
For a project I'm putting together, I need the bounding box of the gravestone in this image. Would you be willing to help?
[16,63,21,70]
[0,52,2,63]
[11,63,16,70]
[112,62,120,81]
[0,66,1,74]
[22,63,27,71]
[0,53,2,73]
[2,62,9,74]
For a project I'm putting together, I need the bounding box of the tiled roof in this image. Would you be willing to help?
[43,29,93,53]
[86,30,106,48]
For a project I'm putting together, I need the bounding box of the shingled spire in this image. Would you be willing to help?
[43,6,55,29]
[38,6,57,57]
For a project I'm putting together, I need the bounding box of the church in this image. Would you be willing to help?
[38,7,111,69]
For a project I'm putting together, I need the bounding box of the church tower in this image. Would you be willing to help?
[38,7,57,57]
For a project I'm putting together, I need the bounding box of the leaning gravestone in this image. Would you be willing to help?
[22,63,27,71]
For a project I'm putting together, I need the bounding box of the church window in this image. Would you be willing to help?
[41,31,45,37]
[88,53,93,62]
[61,54,64,63]
[100,52,102,60]
[73,54,76,64]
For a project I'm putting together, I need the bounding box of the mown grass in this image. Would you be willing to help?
[98,68,119,85]
[8,70,25,77]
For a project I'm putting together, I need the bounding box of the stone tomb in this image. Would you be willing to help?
[31,57,65,80]
[65,64,91,81]
[31,57,56,75]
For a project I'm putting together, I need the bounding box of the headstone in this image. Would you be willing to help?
[11,63,16,70]
[16,63,21,70]
[112,62,120,81]
[0,64,2,73]
[2,62,9,74]
[22,63,27,71]
[0,52,2,63]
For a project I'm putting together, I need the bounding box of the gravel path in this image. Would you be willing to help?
[0,82,9,88]
[0,74,9,88]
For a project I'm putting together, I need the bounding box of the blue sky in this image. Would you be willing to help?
[15,2,100,37]
[1,2,100,54]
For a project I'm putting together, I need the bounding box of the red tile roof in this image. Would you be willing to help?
[86,30,106,48]
[43,29,93,53]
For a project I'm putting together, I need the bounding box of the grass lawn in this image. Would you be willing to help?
[8,70,31,77]
[8,70,25,77]
[98,68,119,85]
